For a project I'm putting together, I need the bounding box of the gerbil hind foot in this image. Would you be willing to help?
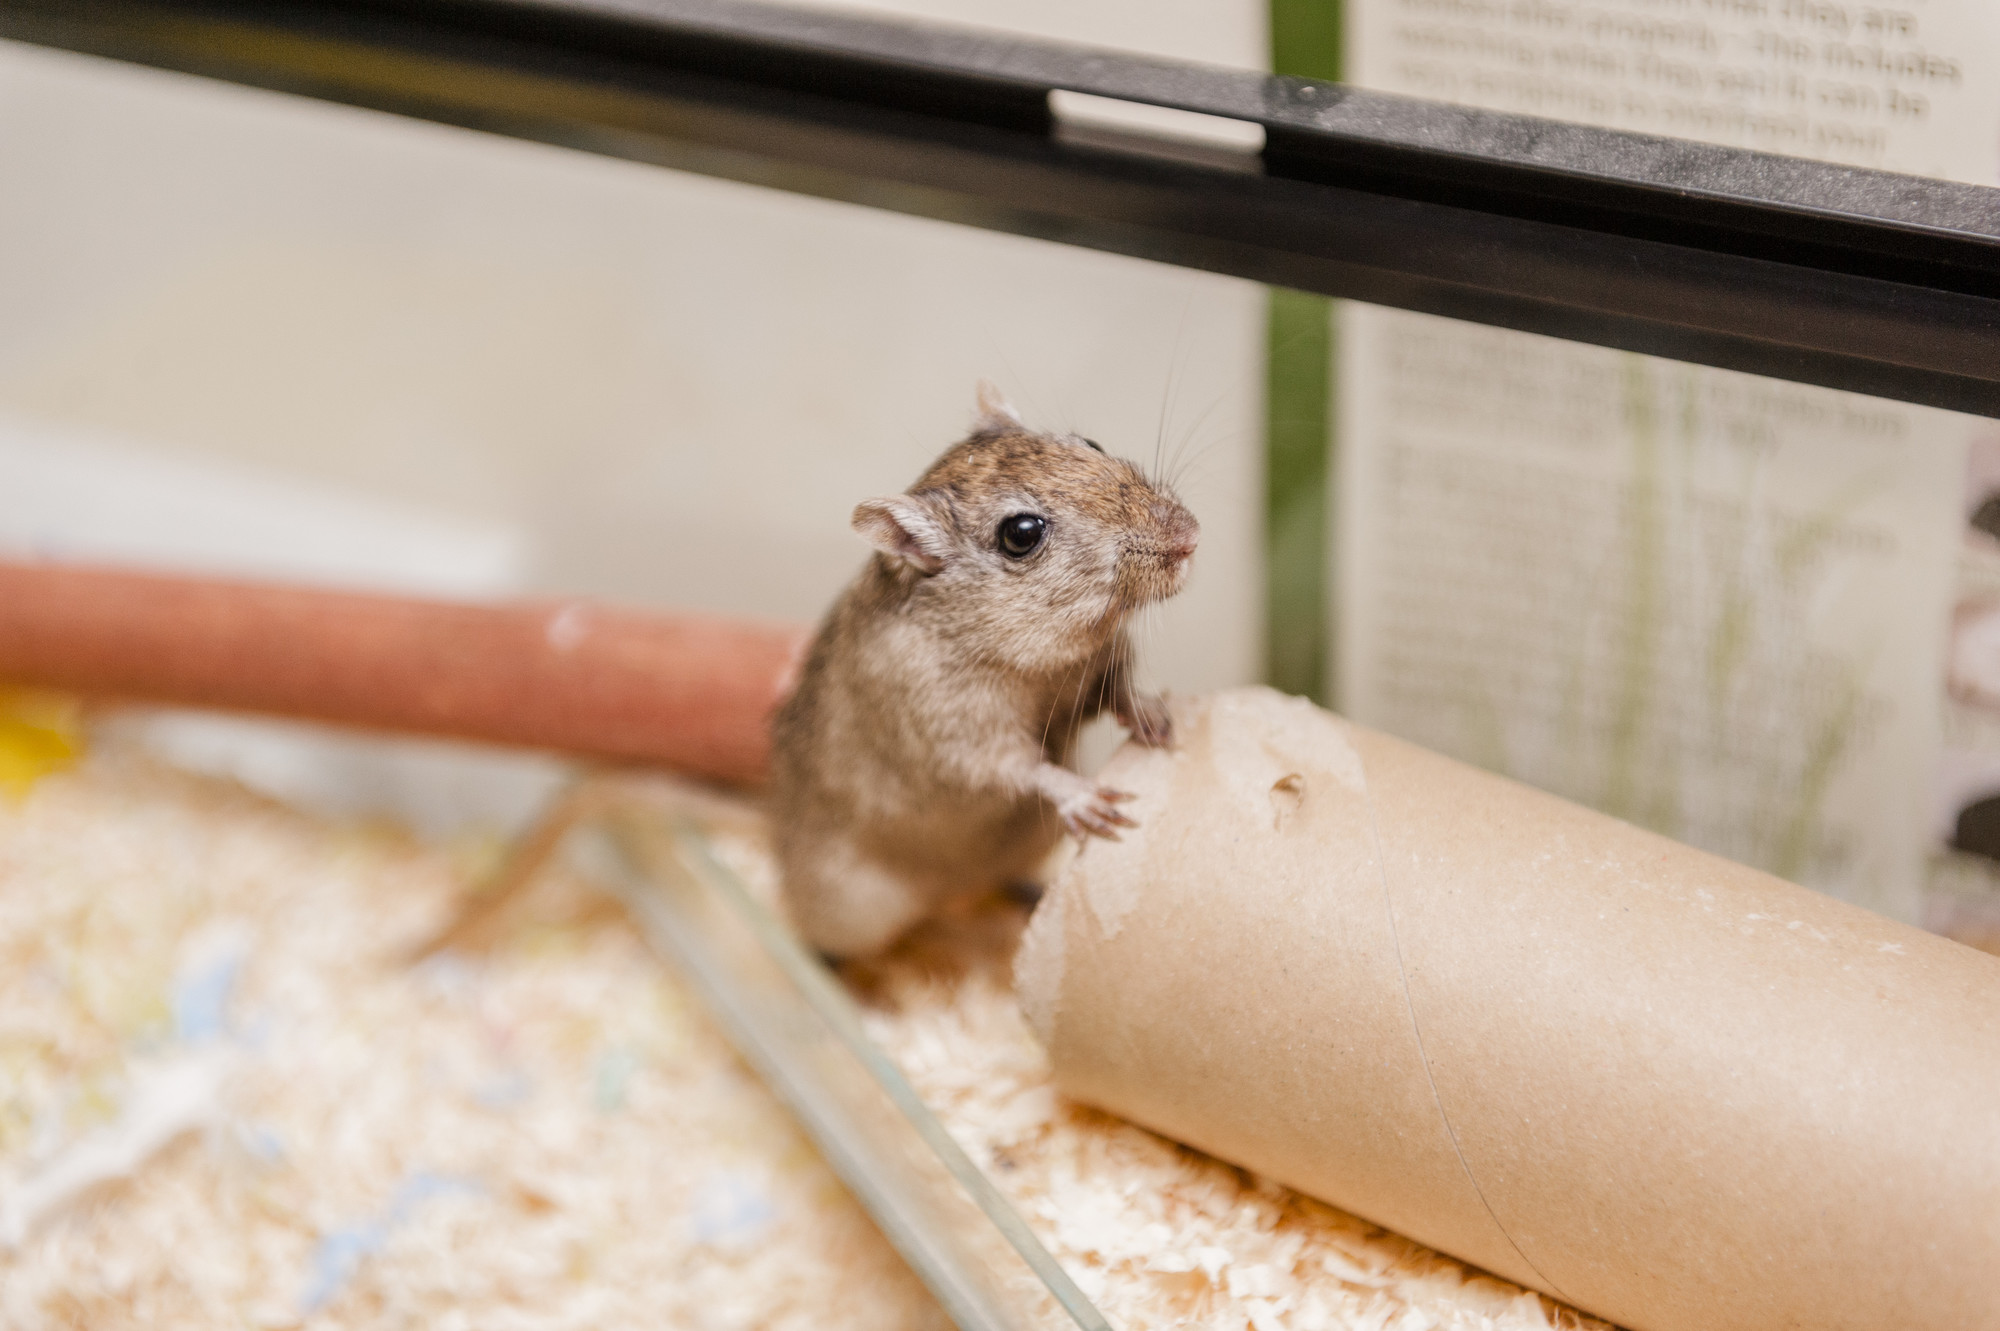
[780,837,934,960]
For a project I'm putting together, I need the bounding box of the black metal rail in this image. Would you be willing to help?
[4,0,1997,415]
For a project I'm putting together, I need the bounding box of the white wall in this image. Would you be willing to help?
[0,6,1268,825]
[0,3,1265,666]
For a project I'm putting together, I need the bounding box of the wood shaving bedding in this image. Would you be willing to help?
[0,757,933,1331]
[1,751,1609,1329]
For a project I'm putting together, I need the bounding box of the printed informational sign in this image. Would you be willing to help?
[1337,0,1998,920]
[1350,0,2000,183]
[1336,315,1966,919]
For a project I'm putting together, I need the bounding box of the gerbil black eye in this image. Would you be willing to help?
[997,513,1048,559]
[1081,437,1104,453]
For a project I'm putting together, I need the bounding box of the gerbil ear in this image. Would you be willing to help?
[974,380,1023,434]
[853,495,951,575]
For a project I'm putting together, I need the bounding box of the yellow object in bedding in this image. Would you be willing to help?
[0,690,81,797]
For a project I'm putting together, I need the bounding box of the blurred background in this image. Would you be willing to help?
[3,0,1998,938]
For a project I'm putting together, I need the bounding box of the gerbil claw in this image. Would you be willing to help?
[1086,816,1124,840]
[1059,784,1141,841]
[1119,694,1174,748]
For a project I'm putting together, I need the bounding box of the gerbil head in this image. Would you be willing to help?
[851,383,1199,669]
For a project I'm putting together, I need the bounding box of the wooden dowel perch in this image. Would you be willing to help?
[0,560,808,789]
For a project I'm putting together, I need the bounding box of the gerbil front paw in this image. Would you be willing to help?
[1058,784,1138,841]
[1118,692,1173,747]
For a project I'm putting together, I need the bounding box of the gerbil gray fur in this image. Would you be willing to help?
[769,383,1200,959]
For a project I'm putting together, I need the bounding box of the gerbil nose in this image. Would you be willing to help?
[1155,502,1199,560]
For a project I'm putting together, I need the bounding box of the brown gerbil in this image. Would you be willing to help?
[769,384,1200,958]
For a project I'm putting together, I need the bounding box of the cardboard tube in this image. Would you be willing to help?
[1016,688,2000,1331]
[0,561,806,788]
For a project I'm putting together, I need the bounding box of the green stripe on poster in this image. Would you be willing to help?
[1271,0,1342,83]
[1264,287,1333,703]
[1264,0,1339,702]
